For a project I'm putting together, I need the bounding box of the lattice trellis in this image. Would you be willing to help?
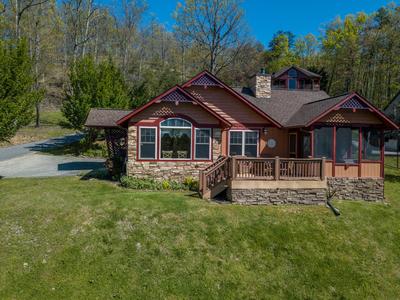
[105,128,128,175]
[191,74,221,86]
[340,97,368,109]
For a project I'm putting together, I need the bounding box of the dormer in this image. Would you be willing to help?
[272,66,321,91]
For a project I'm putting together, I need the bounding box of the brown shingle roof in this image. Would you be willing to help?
[234,88,330,125]
[85,108,132,128]
[285,93,350,127]
[273,66,322,78]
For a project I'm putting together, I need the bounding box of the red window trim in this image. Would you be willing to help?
[135,117,214,162]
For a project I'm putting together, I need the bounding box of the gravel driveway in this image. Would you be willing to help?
[0,134,105,178]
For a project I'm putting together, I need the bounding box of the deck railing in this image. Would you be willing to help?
[199,156,231,196]
[199,156,326,197]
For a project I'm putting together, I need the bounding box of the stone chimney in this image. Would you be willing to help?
[250,68,271,98]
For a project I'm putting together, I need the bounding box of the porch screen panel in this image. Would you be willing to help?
[229,132,243,156]
[195,129,211,159]
[244,132,258,157]
[362,128,381,161]
[139,128,156,159]
[314,127,333,159]
[336,127,359,164]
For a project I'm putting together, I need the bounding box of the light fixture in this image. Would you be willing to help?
[263,128,269,135]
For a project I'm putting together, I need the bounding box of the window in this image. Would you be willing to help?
[336,127,359,164]
[299,79,312,90]
[195,129,211,160]
[300,132,311,158]
[362,128,381,161]
[314,127,333,159]
[229,131,243,156]
[160,118,192,159]
[139,127,156,159]
[273,79,286,89]
[229,131,259,157]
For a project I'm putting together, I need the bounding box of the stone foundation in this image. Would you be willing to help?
[228,188,327,205]
[327,177,384,201]
[227,180,328,205]
[126,125,222,181]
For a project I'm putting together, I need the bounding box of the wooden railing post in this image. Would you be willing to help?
[275,156,280,180]
[321,157,326,180]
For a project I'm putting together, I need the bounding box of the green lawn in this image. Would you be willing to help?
[0,168,399,299]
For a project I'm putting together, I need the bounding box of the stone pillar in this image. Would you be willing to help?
[250,72,271,98]
[212,128,222,160]
[126,125,137,176]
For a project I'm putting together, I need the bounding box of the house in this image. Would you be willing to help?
[85,66,398,204]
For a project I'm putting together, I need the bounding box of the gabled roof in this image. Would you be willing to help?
[273,66,322,79]
[286,92,399,129]
[85,108,131,128]
[182,70,282,128]
[117,85,231,127]
[234,88,330,125]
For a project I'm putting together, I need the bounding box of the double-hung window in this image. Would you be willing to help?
[229,130,259,157]
[195,129,211,160]
[139,127,156,159]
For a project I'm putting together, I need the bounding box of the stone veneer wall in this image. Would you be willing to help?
[327,177,384,201]
[251,74,271,98]
[228,188,327,205]
[126,126,222,181]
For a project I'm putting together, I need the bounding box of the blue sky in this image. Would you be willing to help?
[103,0,397,46]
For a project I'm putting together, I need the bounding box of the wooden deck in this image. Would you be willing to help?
[199,156,326,199]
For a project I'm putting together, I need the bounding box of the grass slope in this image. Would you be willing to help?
[0,111,75,148]
[0,169,399,299]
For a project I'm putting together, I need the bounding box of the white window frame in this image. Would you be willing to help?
[228,130,259,157]
[194,128,211,160]
[138,126,157,160]
[159,117,193,160]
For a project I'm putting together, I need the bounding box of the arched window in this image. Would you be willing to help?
[160,118,192,159]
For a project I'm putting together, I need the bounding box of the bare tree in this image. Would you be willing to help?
[174,0,248,74]
[9,0,49,39]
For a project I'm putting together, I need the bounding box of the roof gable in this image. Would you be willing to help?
[286,92,399,129]
[158,89,194,103]
[273,66,322,79]
[182,70,282,127]
[117,85,231,127]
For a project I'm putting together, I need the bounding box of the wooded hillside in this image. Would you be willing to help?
[1,0,399,111]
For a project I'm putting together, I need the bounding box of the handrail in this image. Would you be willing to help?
[199,156,231,196]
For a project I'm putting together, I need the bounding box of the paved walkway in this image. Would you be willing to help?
[0,134,105,178]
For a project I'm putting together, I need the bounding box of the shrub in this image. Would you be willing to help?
[183,177,199,191]
[120,176,195,191]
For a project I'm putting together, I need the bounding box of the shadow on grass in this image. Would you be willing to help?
[80,168,114,181]
[385,173,400,183]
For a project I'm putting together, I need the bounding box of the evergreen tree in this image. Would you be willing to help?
[0,39,43,142]
[62,56,129,129]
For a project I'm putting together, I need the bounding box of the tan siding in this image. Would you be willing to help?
[320,109,383,124]
[361,162,381,178]
[325,161,333,177]
[260,128,289,157]
[335,165,358,177]
[187,86,270,126]
[129,102,220,125]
